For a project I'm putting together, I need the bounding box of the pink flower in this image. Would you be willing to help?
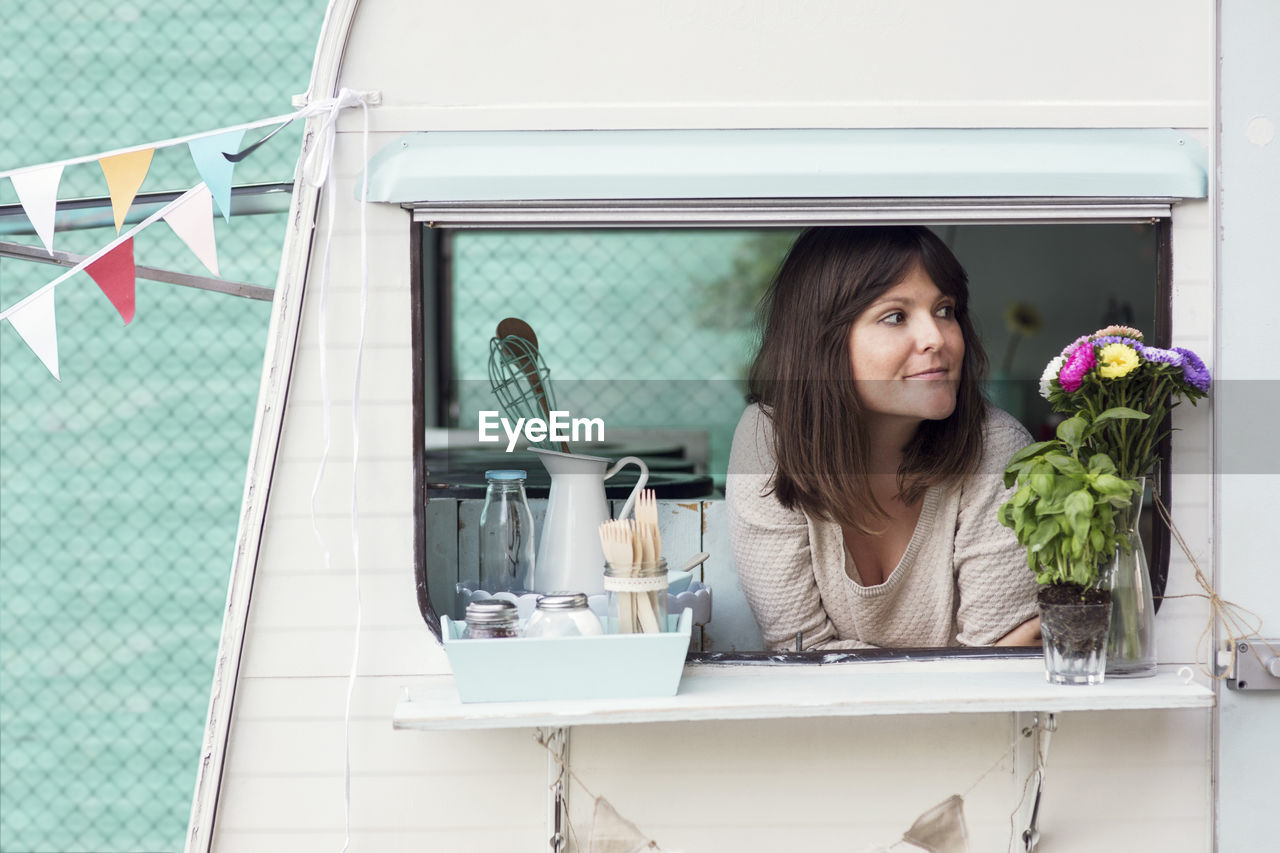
[1058,344,1096,393]
[1059,335,1090,358]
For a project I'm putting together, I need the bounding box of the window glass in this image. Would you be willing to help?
[421,222,1163,654]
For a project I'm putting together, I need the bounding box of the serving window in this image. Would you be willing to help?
[409,210,1172,658]
[372,124,1204,659]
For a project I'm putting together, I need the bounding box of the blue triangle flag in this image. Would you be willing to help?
[187,129,245,221]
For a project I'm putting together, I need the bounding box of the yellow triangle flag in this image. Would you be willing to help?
[98,148,155,233]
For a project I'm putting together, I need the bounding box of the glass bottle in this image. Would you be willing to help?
[604,559,669,634]
[479,469,536,595]
[524,592,604,638]
[461,599,520,639]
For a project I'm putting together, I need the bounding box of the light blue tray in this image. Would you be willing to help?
[442,609,693,703]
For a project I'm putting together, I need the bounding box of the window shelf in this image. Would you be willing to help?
[392,660,1214,731]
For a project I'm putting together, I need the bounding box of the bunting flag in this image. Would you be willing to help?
[98,148,155,233]
[85,238,137,324]
[0,95,373,382]
[5,289,61,380]
[162,184,219,275]
[187,129,244,222]
[10,164,64,254]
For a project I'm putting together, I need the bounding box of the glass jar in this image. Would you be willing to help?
[603,559,668,634]
[479,469,536,595]
[461,599,520,639]
[524,592,605,638]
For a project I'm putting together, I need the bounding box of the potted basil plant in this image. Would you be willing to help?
[999,414,1143,685]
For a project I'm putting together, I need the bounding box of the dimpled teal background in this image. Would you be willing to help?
[0,3,327,850]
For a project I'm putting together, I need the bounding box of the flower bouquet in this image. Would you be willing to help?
[1040,325,1211,479]
[1000,415,1142,683]
[1036,325,1211,676]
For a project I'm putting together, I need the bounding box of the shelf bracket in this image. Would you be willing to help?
[1016,712,1056,852]
[537,727,570,852]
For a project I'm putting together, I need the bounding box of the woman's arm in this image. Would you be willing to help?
[726,407,842,652]
[952,413,1041,646]
[994,616,1042,646]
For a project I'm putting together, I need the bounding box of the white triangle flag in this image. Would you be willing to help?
[161,184,219,276]
[10,164,64,255]
[6,288,61,380]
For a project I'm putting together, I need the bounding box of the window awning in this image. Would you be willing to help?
[364,128,1207,204]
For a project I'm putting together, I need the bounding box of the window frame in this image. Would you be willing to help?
[409,198,1175,662]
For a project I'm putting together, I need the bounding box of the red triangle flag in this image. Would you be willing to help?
[86,238,137,324]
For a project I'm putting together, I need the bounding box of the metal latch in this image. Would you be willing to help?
[1225,639,1280,691]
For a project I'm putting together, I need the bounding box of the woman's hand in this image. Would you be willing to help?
[994,616,1041,647]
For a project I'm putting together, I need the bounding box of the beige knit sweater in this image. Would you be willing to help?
[726,404,1039,651]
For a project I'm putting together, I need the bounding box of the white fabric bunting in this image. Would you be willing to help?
[10,164,64,254]
[162,184,219,276]
[5,288,60,380]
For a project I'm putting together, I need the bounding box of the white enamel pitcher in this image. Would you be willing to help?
[530,448,648,595]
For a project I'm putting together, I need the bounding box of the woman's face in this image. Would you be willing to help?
[846,263,965,429]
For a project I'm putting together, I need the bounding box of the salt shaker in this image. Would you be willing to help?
[461,599,520,639]
[524,592,604,638]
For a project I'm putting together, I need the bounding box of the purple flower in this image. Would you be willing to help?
[1173,347,1211,392]
[1059,344,1096,393]
[1136,344,1185,367]
[1091,335,1143,348]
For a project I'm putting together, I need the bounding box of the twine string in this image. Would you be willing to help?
[1152,492,1273,679]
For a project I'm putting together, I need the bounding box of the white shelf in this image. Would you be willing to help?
[392,660,1215,731]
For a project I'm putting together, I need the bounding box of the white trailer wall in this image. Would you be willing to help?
[196,2,1224,851]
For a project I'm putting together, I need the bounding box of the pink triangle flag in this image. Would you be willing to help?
[5,288,61,380]
[86,238,137,324]
[162,185,219,276]
[10,164,64,254]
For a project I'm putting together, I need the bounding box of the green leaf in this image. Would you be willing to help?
[1056,416,1087,451]
[1093,474,1132,496]
[1029,518,1059,552]
[1094,406,1151,424]
[1047,453,1087,479]
[1005,440,1057,470]
[1064,488,1095,527]
[1029,463,1055,497]
[1088,453,1117,475]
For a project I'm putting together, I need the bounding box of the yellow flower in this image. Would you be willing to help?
[1098,343,1140,378]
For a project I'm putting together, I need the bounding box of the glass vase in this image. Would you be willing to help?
[1104,476,1158,677]
[1039,589,1112,685]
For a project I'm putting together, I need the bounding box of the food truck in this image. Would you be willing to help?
[183,1,1278,850]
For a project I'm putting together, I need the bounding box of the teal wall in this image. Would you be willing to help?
[0,3,328,851]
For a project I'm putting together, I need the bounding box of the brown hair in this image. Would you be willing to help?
[747,225,989,532]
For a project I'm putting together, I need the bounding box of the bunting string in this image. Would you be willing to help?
[0,184,204,323]
[0,113,294,183]
[0,91,377,381]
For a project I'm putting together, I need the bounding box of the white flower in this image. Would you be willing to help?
[1039,356,1065,400]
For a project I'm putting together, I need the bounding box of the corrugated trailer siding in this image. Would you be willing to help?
[338,0,1210,131]
[1161,193,1216,666]
[211,677,545,851]
[209,1,1216,849]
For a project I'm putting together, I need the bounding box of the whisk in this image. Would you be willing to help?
[487,317,568,452]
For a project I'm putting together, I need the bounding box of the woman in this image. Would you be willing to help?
[726,226,1040,651]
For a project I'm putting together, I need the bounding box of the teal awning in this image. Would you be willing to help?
[364,129,1207,203]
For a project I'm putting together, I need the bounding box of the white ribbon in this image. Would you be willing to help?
[292,86,374,853]
[603,575,669,593]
